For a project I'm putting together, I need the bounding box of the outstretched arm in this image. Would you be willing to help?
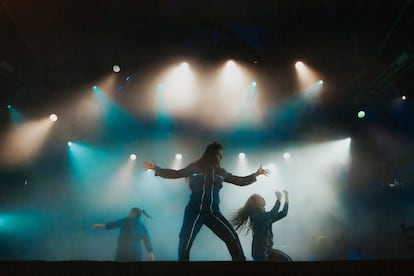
[102,219,124,230]
[225,165,271,186]
[93,218,125,230]
[92,224,106,229]
[143,160,189,179]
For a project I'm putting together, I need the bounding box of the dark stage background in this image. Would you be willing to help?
[1,0,414,273]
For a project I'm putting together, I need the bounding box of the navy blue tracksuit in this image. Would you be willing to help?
[155,165,257,261]
[105,217,153,262]
[250,199,289,261]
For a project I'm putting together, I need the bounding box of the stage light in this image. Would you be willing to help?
[126,76,131,81]
[358,110,365,119]
[238,152,246,160]
[0,214,8,228]
[247,81,258,102]
[7,105,26,124]
[67,141,72,146]
[227,60,235,65]
[0,117,54,166]
[180,62,189,70]
[302,80,324,99]
[283,152,291,159]
[93,85,98,91]
[130,154,137,160]
[402,95,407,100]
[295,61,304,70]
[67,142,117,186]
[112,65,121,73]
[223,60,237,75]
[158,61,196,118]
[221,60,243,85]
[295,61,320,91]
[49,114,58,122]
[175,153,182,160]
[326,137,351,165]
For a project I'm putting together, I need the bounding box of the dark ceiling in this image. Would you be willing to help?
[0,0,413,139]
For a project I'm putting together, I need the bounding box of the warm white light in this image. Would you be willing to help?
[0,118,53,166]
[295,61,320,91]
[112,65,121,73]
[324,138,351,166]
[402,95,407,100]
[221,60,243,85]
[175,153,183,160]
[130,154,137,160]
[49,114,58,122]
[295,61,304,70]
[180,62,189,70]
[226,60,236,68]
[160,61,196,117]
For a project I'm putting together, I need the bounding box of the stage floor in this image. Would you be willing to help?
[1,260,414,275]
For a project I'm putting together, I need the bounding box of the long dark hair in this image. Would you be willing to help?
[230,194,263,234]
[131,207,152,218]
[191,141,223,172]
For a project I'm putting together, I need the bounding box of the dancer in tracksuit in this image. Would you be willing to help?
[143,141,270,261]
[231,190,291,261]
[93,207,155,262]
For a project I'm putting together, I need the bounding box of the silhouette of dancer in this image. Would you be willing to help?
[231,190,291,261]
[143,141,270,261]
[93,207,154,261]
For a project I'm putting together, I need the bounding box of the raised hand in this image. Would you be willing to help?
[255,165,271,177]
[143,161,156,170]
[283,190,289,201]
[275,190,282,200]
